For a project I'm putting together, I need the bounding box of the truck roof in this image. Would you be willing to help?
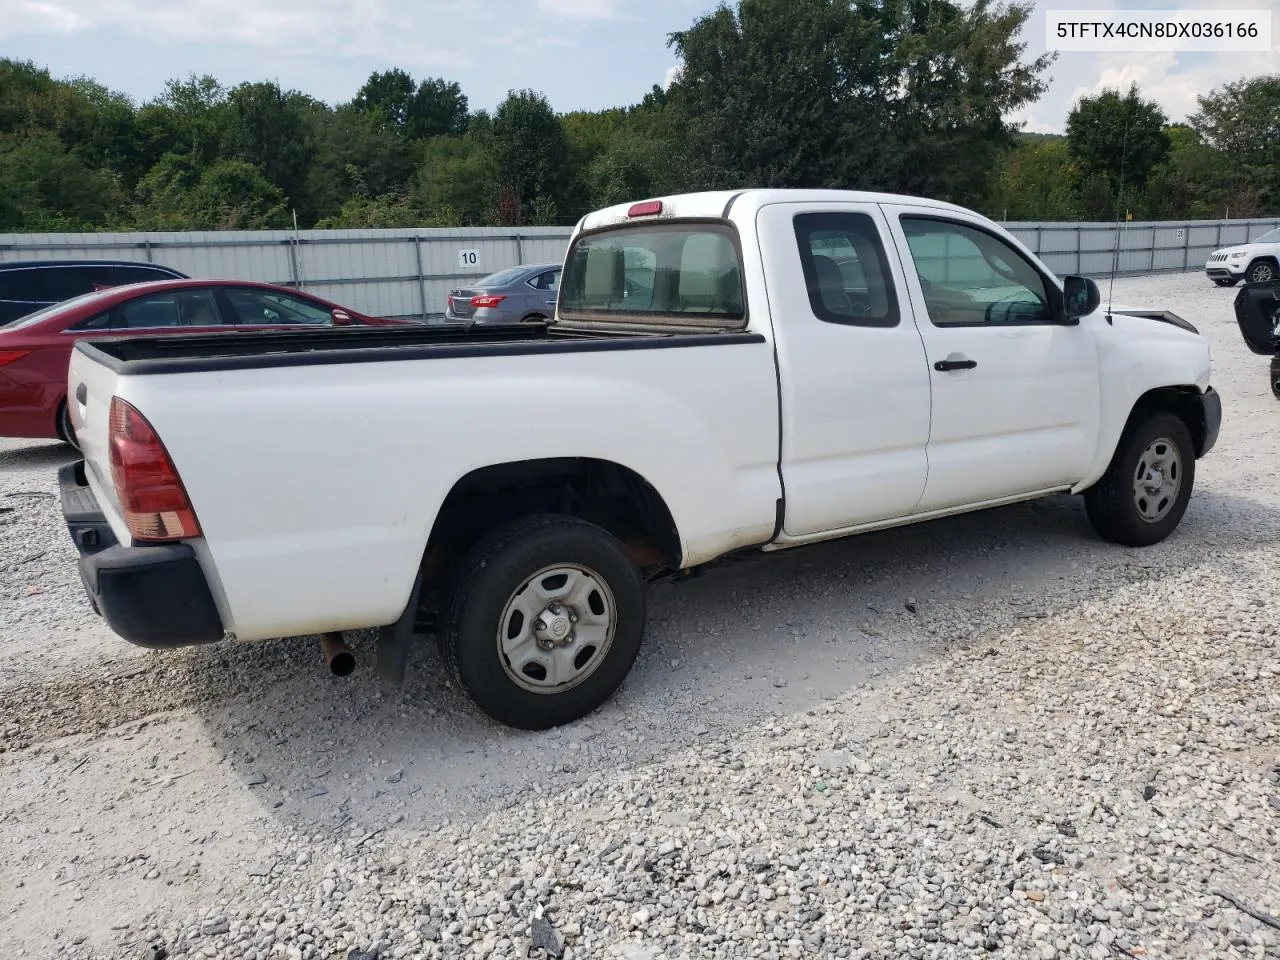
[577,188,981,234]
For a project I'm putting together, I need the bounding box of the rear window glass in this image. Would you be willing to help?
[559,223,744,328]
[476,267,526,287]
[2,290,112,330]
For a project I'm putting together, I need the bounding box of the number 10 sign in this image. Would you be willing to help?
[457,249,480,270]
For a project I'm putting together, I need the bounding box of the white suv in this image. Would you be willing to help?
[1205,227,1280,286]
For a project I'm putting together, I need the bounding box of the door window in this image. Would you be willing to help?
[900,217,1053,326]
[108,289,222,329]
[530,270,560,292]
[793,212,899,327]
[224,288,333,325]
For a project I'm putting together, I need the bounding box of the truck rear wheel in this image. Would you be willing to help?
[1084,411,1195,547]
[440,514,645,729]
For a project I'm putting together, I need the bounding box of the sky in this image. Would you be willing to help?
[1,0,1277,133]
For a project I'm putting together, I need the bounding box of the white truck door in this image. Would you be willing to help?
[880,205,1101,513]
[756,201,931,536]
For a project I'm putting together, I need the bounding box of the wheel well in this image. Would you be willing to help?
[426,458,682,577]
[520,312,548,322]
[1130,386,1210,456]
[1248,256,1278,270]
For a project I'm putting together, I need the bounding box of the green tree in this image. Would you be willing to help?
[304,103,416,223]
[353,68,416,132]
[1066,84,1169,207]
[986,137,1079,220]
[491,89,569,221]
[408,78,469,139]
[0,131,125,229]
[665,0,1050,206]
[185,159,288,228]
[1190,75,1280,214]
[315,193,424,228]
[225,82,315,215]
[412,133,500,225]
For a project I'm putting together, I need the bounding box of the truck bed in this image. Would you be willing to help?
[76,323,763,376]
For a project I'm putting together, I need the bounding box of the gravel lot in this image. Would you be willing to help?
[1,270,1277,960]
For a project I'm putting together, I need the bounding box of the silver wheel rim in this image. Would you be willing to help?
[1251,263,1274,282]
[1132,437,1182,524]
[497,564,617,694]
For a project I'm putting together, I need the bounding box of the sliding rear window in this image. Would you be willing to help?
[559,222,745,330]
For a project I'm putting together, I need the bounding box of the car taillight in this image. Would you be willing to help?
[0,350,30,367]
[470,295,506,309]
[108,397,202,542]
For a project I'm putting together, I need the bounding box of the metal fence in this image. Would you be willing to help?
[1004,217,1280,279]
[2,215,1278,321]
[0,226,574,321]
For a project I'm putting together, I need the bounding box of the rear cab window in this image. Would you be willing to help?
[558,222,745,331]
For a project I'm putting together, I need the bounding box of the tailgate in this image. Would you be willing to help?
[67,343,126,526]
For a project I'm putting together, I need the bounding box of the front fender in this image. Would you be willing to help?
[1073,314,1213,492]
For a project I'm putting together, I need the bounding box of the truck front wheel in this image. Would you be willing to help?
[440,515,646,729]
[1084,411,1195,547]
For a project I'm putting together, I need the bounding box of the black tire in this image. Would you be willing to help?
[1213,278,1239,287]
[520,313,548,324]
[440,514,645,729]
[56,400,80,451]
[1247,259,1277,284]
[1084,411,1195,547]
[1270,356,1280,400]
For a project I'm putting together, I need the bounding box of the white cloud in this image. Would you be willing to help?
[535,0,617,19]
[663,63,683,89]
[0,0,613,73]
[1013,0,1280,132]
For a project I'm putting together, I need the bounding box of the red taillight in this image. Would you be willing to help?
[108,397,201,542]
[627,200,663,217]
[0,349,30,367]
[470,295,507,309]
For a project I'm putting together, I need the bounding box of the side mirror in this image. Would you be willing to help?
[332,308,353,326]
[1063,275,1100,319]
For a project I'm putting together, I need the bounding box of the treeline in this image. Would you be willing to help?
[1,0,1277,233]
[993,79,1280,222]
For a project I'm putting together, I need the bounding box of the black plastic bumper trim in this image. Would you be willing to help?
[1197,387,1222,458]
[60,460,224,649]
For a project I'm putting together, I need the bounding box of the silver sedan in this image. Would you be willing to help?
[445,262,561,326]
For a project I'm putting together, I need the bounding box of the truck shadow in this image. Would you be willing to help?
[0,440,76,474]
[187,483,1280,837]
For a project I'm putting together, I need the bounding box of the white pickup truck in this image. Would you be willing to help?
[59,189,1220,729]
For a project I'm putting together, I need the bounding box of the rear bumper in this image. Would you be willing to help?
[59,461,224,649]
[1197,387,1222,458]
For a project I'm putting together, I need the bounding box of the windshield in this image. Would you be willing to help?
[1252,228,1280,244]
[1,290,112,331]
[559,222,744,328]
[476,267,528,288]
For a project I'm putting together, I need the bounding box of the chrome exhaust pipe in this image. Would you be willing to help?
[320,632,355,677]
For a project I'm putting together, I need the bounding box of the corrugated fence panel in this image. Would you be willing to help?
[2,218,1278,320]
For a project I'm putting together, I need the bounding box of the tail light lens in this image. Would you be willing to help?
[108,397,202,542]
[470,295,506,309]
[0,350,30,367]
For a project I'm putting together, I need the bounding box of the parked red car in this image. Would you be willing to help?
[0,279,413,447]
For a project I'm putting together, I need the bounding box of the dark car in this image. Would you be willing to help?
[0,259,190,327]
[1234,279,1280,398]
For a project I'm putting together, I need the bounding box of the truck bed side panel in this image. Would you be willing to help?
[108,339,781,641]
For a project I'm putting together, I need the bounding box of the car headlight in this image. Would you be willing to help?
[1231,252,1246,258]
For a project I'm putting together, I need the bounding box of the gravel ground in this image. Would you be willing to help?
[1,270,1276,959]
